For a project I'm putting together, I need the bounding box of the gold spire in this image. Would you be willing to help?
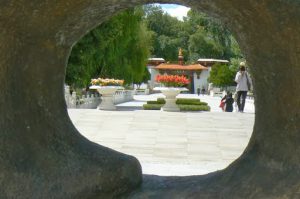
[179,48,183,57]
[178,48,184,65]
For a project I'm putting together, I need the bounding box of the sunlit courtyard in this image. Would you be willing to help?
[69,94,254,176]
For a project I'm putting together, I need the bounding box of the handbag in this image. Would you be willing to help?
[246,73,251,91]
[219,100,226,111]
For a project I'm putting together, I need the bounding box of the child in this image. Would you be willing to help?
[224,93,234,112]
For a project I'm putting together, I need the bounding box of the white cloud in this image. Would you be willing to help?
[160,4,190,21]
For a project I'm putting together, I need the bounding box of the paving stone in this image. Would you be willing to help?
[68,94,255,176]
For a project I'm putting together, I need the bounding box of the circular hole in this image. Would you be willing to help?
[65,3,255,176]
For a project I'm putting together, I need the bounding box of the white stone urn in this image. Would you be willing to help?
[154,87,188,112]
[90,86,122,110]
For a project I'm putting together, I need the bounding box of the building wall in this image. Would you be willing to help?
[149,67,210,93]
[147,66,160,89]
[193,70,210,94]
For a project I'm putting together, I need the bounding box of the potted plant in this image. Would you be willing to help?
[154,75,189,112]
[90,78,124,110]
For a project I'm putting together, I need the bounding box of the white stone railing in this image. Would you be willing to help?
[210,90,226,97]
[65,92,101,109]
[134,89,149,95]
[77,93,101,109]
[247,92,255,100]
[65,85,100,109]
[113,90,134,104]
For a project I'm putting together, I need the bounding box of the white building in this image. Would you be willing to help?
[147,58,165,89]
[147,52,229,94]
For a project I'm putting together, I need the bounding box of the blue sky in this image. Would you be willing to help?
[160,4,180,9]
[158,4,190,21]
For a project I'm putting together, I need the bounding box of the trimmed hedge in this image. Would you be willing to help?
[176,98,199,104]
[143,104,163,110]
[143,98,210,111]
[157,98,166,104]
[143,104,210,111]
[176,98,208,106]
[147,98,207,105]
[146,98,166,104]
[147,100,164,105]
[179,105,211,111]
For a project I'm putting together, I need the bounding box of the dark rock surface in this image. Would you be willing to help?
[0,0,299,198]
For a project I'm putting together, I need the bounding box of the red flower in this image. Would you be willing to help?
[155,75,190,87]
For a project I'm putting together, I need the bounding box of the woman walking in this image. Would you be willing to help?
[235,62,252,112]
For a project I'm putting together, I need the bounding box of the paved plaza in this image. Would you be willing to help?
[68,94,255,176]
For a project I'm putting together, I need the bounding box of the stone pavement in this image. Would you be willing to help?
[68,94,254,176]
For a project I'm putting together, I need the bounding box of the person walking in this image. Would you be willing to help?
[197,87,200,96]
[201,87,206,95]
[235,62,252,112]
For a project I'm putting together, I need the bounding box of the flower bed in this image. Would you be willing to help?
[91,78,124,86]
[155,75,189,87]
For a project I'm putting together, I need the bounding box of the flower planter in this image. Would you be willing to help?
[154,87,188,112]
[90,86,122,110]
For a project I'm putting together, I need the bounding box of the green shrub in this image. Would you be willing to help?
[199,102,208,106]
[146,98,166,104]
[144,98,210,111]
[157,98,166,104]
[143,104,163,110]
[147,100,164,105]
[176,98,200,104]
[176,98,208,106]
[179,105,211,111]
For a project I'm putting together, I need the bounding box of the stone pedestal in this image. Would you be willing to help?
[90,86,121,110]
[154,87,188,112]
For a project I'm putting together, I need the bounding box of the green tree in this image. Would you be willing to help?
[143,5,243,63]
[208,58,245,87]
[144,5,187,62]
[208,63,236,87]
[134,67,151,88]
[66,7,153,88]
[188,29,223,61]
[185,9,243,62]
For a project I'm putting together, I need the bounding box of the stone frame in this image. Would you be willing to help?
[0,0,300,198]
